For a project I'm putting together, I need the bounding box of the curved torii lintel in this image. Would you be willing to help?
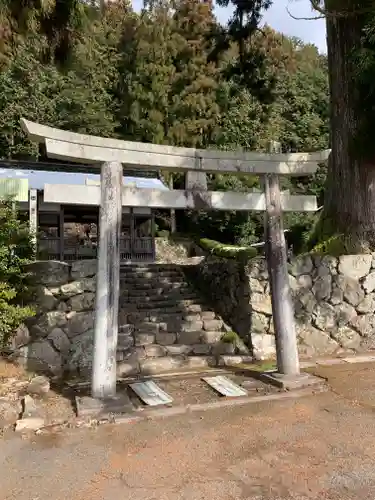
[21,118,330,176]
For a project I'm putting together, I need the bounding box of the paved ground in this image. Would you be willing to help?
[3,362,375,500]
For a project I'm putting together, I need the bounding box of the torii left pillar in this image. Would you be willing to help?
[92,161,122,398]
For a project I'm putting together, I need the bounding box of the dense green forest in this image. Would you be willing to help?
[0,0,335,248]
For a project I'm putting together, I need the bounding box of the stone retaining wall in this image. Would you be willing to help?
[184,253,375,359]
[9,253,375,376]
[10,260,97,376]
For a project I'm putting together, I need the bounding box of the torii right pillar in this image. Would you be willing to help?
[262,143,322,391]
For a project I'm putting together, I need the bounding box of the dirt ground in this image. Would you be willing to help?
[0,360,76,430]
[2,361,375,499]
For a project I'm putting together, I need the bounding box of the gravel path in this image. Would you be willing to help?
[2,362,375,499]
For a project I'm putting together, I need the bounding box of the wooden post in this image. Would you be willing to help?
[29,189,38,257]
[264,143,300,377]
[92,161,122,399]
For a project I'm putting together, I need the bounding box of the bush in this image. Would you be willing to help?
[197,238,257,260]
[0,282,34,347]
[0,200,34,286]
[0,200,35,347]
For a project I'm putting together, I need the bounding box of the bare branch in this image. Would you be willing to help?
[286,6,324,21]
[310,0,326,16]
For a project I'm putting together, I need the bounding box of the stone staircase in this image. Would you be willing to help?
[117,264,247,376]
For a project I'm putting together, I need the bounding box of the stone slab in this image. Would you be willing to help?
[76,393,134,418]
[316,358,345,366]
[343,355,375,364]
[240,379,263,390]
[299,361,317,369]
[129,381,173,406]
[202,376,248,398]
[260,372,325,391]
[15,417,45,432]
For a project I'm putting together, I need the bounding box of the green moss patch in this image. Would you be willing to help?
[220,331,239,344]
[198,238,257,260]
[306,215,372,255]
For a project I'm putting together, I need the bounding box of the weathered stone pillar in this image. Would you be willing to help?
[264,173,300,377]
[262,141,299,378]
[186,171,207,191]
[92,161,122,398]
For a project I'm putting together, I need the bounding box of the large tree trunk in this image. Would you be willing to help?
[323,1,375,248]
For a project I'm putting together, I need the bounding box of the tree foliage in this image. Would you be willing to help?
[0,0,330,247]
[0,200,34,347]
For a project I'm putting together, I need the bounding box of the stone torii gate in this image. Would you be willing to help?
[21,118,329,400]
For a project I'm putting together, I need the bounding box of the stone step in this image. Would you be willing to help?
[120,271,183,279]
[120,303,209,317]
[121,280,186,287]
[130,329,225,346]
[120,282,193,297]
[124,293,199,304]
[114,263,233,376]
[117,353,254,376]
[120,267,184,275]
[121,262,180,268]
[121,268,182,274]
[135,320,203,333]
[117,332,134,350]
[115,328,226,351]
[120,284,188,294]
[116,340,242,363]
[132,318,224,334]
[117,355,222,376]
[120,279,186,288]
[123,311,217,324]
[121,298,204,310]
[163,343,235,356]
[120,264,181,272]
[116,343,213,361]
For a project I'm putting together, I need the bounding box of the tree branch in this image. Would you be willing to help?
[286,6,324,21]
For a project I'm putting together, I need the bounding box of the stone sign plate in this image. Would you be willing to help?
[76,394,134,418]
[202,376,248,397]
[129,380,173,406]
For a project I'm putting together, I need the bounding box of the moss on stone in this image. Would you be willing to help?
[198,238,257,260]
[220,331,239,344]
[305,214,372,256]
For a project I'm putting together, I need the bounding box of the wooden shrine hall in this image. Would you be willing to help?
[0,165,161,262]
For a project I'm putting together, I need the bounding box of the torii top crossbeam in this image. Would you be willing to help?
[21,119,330,176]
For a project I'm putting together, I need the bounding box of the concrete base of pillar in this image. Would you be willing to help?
[76,393,134,418]
[260,371,325,391]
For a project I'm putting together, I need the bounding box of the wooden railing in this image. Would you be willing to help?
[120,237,154,261]
[38,236,154,262]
